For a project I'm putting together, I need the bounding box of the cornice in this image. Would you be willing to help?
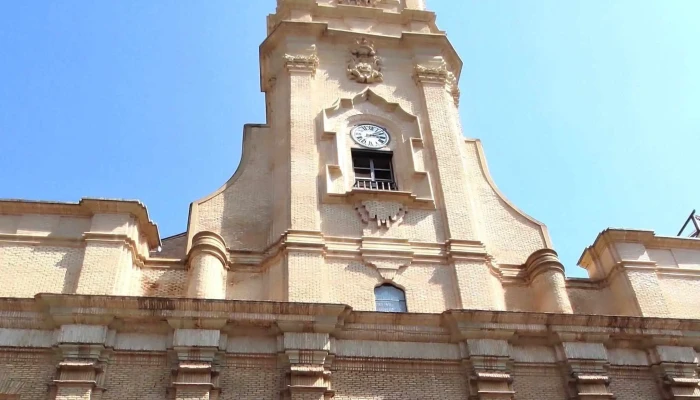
[259,21,461,91]
[3,295,700,346]
[0,198,160,248]
[580,228,700,269]
[267,1,439,37]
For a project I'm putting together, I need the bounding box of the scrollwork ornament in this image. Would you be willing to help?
[347,38,384,84]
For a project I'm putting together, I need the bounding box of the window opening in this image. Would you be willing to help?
[352,150,397,191]
[374,284,407,312]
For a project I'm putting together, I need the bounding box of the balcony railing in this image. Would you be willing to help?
[354,179,398,191]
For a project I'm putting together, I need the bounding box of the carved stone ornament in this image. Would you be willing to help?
[284,45,319,74]
[337,0,378,6]
[415,61,461,106]
[355,200,406,228]
[347,38,384,84]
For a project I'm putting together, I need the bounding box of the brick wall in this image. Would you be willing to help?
[568,286,617,315]
[511,365,567,400]
[102,353,171,400]
[140,268,187,297]
[219,356,282,399]
[332,360,468,400]
[609,367,662,400]
[327,260,457,312]
[659,275,700,318]
[0,243,84,297]
[0,350,55,400]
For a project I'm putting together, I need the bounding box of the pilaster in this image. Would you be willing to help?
[281,230,328,303]
[51,324,112,400]
[650,345,700,399]
[462,338,515,400]
[414,57,476,241]
[278,331,334,400]
[75,224,133,295]
[168,328,225,400]
[283,41,320,232]
[450,241,505,310]
[557,339,615,399]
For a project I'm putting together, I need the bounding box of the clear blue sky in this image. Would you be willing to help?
[1,1,698,277]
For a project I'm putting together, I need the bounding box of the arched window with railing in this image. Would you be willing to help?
[374,284,407,312]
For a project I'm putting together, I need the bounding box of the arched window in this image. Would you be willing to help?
[374,284,407,312]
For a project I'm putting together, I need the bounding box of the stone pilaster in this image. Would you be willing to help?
[279,330,334,400]
[186,231,228,299]
[462,338,515,400]
[168,328,224,400]
[75,214,138,295]
[51,324,112,400]
[414,58,477,241]
[650,345,700,399]
[450,241,505,310]
[525,249,573,314]
[557,340,614,399]
[285,231,328,303]
[283,43,320,232]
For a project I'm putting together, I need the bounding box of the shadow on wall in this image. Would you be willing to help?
[55,248,85,294]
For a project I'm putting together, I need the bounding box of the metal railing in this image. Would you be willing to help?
[354,179,398,191]
[678,210,700,238]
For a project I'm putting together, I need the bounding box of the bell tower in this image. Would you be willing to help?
[186,0,572,316]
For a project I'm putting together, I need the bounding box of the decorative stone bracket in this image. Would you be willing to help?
[651,346,700,399]
[168,328,224,400]
[462,339,515,400]
[355,200,406,228]
[360,237,413,281]
[558,340,614,399]
[279,332,334,400]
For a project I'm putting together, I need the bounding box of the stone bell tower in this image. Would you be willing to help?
[185,0,572,316]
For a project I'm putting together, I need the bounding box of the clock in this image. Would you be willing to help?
[351,124,390,149]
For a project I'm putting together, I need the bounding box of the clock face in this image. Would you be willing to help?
[351,124,390,149]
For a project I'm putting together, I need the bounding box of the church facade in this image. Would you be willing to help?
[1,1,700,399]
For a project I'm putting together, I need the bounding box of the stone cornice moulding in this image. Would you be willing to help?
[259,21,461,92]
[267,1,438,37]
[523,248,566,282]
[0,232,152,268]
[5,295,700,355]
[0,198,161,248]
[579,228,700,281]
[19,294,700,336]
[186,231,230,270]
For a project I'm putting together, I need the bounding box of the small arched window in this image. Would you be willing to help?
[374,284,407,312]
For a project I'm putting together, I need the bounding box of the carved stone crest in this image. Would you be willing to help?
[355,200,406,228]
[347,38,383,84]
